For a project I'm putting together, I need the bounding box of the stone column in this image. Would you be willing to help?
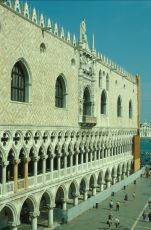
[106,180,111,188]
[42,156,46,174]
[70,155,73,167]
[127,170,130,177]
[24,158,29,190]
[100,182,104,191]
[34,157,38,184]
[83,190,88,201]
[14,160,19,193]
[112,176,116,185]
[42,156,47,183]
[117,174,121,182]
[30,212,38,230]
[62,199,67,210]
[122,171,126,179]
[64,155,67,169]
[50,157,53,172]
[81,153,83,165]
[73,195,78,206]
[47,206,53,228]
[58,156,60,171]
[76,153,78,166]
[92,186,96,196]
[2,162,7,195]
[94,151,96,161]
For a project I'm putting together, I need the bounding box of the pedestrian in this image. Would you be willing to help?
[114,217,120,229]
[132,192,135,199]
[124,194,128,201]
[108,213,113,221]
[142,211,147,221]
[145,212,149,222]
[109,199,113,210]
[116,201,120,211]
[107,218,112,229]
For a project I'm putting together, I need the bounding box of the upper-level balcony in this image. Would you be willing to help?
[0,151,132,198]
[80,115,97,127]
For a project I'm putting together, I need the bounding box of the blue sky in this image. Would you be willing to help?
[27,0,151,123]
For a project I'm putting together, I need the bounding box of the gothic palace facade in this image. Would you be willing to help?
[0,1,140,229]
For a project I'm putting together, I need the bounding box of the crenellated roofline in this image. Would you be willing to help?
[1,0,138,83]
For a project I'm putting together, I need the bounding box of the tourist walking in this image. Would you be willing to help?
[124,194,128,201]
[142,211,147,221]
[148,212,151,222]
[109,199,113,210]
[107,213,113,229]
[114,217,120,229]
[107,218,112,229]
[116,201,120,211]
[132,192,135,199]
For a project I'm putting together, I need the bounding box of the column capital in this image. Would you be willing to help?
[2,161,9,167]
[72,192,79,198]
[29,211,40,218]
[32,156,40,162]
[46,204,54,210]
[14,159,20,165]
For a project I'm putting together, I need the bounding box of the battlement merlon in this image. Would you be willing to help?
[1,0,138,83]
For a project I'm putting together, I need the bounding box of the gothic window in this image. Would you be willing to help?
[55,75,66,108]
[117,96,122,117]
[40,43,46,53]
[129,100,132,119]
[99,70,102,88]
[83,87,91,116]
[101,90,107,115]
[11,61,28,102]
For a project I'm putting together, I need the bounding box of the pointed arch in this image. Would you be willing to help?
[11,59,31,103]
[117,95,122,117]
[101,90,107,114]
[55,74,67,108]
[129,100,133,119]
[83,86,92,116]
[0,203,18,227]
[20,196,37,224]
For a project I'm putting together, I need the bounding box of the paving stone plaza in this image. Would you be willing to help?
[55,176,151,230]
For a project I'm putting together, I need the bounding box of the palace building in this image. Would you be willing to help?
[0,0,140,229]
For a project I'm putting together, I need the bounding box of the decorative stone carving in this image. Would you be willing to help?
[80,52,93,76]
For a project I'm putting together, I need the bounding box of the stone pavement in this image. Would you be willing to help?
[53,176,151,230]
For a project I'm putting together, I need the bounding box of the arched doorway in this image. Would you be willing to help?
[20,198,34,228]
[67,182,77,208]
[111,167,117,185]
[0,206,14,229]
[38,192,51,228]
[54,187,65,224]
[88,175,95,197]
[79,178,87,201]
[104,169,111,189]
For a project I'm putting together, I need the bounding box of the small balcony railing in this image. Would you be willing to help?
[80,115,97,127]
